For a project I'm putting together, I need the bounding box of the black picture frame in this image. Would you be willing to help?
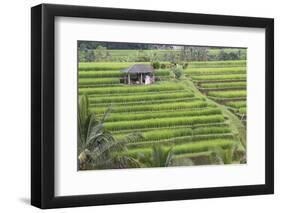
[31,3,274,209]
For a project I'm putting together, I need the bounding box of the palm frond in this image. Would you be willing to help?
[148,144,174,167]
[100,104,112,123]
[122,132,143,144]
[86,113,99,142]
[164,146,174,167]
[78,94,142,170]
[78,95,91,146]
[209,146,235,164]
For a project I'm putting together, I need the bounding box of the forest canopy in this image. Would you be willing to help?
[78,41,247,62]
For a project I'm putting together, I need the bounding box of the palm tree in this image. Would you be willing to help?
[78,95,142,170]
[141,144,174,167]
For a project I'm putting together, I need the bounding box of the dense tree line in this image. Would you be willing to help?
[78,41,246,62]
[78,41,158,51]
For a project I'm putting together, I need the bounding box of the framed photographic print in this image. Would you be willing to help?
[31,3,274,209]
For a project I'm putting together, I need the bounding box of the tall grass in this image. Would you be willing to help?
[239,107,247,114]
[127,133,235,149]
[124,139,237,157]
[79,83,185,95]
[88,91,194,104]
[116,126,231,142]
[87,89,186,97]
[188,60,246,68]
[208,90,246,98]
[106,108,222,122]
[79,62,139,71]
[104,114,224,131]
[91,101,208,114]
[155,70,171,76]
[113,122,229,135]
[172,139,236,155]
[131,128,193,142]
[186,67,246,75]
[225,101,247,108]
[79,78,120,85]
[192,74,246,81]
[90,97,200,107]
[200,82,246,89]
[79,71,123,78]
[193,126,231,135]
[79,69,169,78]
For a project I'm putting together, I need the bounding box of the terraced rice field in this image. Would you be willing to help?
[185,60,247,124]
[78,61,245,166]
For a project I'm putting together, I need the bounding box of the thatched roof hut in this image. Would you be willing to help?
[122,64,154,74]
[122,64,155,85]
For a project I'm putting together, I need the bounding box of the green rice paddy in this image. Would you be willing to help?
[78,57,246,168]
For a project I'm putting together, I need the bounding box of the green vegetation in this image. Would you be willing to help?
[186,56,247,123]
[191,74,246,81]
[186,67,246,75]
[239,107,247,114]
[89,91,194,104]
[172,67,184,79]
[199,81,246,89]
[78,43,247,62]
[208,90,247,98]
[91,101,208,114]
[116,126,231,143]
[106,108,222,122]
[104,114,224,131]
[78,95,142,170]
[79,78,120,85]
[125,139,238,157]
[225,101,247,108]
[79,82,185,95]
[79,62,139,71]
[140,144,174,167]
[77,42,247,170]
[188,60,246,68]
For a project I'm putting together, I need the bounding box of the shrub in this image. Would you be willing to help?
[239,107,246,114]
[160,63,166,69]
[182,62,189,69]
[172,67,184,79]
[151,61,160,69]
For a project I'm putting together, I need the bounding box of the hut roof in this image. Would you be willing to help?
[122,64,154,74]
